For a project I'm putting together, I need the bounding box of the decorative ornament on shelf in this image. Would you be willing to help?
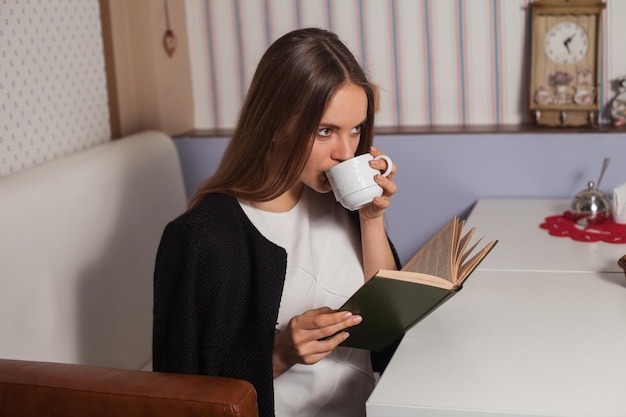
[528,0,606,127]
[610,77,626,127]
[162,0,177,57]
[577,65,593,86]
[534,85,553,105]
[549,70,574,86]
[549,70,574,105]
[573,66,595,106]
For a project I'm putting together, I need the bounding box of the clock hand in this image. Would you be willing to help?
[563,34,575,54]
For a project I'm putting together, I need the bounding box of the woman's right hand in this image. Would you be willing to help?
[272,306,362,378]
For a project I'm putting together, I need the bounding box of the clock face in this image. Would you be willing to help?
[544,21,589,65]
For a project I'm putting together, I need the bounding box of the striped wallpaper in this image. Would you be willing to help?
[186,0,626,130]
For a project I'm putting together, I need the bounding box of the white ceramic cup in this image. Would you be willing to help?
[325,153,393,211]
[613,187,626,224]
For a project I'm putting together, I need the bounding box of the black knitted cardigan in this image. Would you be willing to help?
[152,193,400,417]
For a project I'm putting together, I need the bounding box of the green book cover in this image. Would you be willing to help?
[338,275,458,352]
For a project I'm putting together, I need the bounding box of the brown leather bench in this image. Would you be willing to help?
[0,359,258,417]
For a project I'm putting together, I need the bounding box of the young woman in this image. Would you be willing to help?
[153,28,400,417]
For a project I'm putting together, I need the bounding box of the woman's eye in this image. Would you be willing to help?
[351,124,363,134]
[317,128,331,137]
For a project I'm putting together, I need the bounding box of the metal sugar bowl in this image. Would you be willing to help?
[569,158,612,225]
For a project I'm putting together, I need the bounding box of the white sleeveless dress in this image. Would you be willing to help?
[239,188,374,417]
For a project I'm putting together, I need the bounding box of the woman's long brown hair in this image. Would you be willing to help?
[188,28,377,209]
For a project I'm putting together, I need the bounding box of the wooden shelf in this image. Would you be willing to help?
[175,124,626,139]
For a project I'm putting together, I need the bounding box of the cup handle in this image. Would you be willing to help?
[374,155,393,177]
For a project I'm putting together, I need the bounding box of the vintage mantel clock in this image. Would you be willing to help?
[528,0,605,127]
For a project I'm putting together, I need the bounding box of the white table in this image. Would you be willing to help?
[367,199,626,417]
[464,199,626,273]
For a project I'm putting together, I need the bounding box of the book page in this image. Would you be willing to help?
[401,218,458,283]
[454,224,474,273]
[457,240,498,284]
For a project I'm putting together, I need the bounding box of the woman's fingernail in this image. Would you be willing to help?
[352,315,362,323]
[370,146,379,153]
[342,311,353,319]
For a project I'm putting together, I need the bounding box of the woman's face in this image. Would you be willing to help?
[299,83,368,194]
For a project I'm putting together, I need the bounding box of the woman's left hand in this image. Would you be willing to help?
[359,146,397,221]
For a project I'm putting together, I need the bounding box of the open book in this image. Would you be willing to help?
[339,217,498,352]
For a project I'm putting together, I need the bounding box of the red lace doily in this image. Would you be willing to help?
[540,212,626,244]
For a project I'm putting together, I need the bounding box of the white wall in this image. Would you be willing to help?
[0,0,111,176]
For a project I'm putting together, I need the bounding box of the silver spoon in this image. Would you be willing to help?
[595,157,610,190]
